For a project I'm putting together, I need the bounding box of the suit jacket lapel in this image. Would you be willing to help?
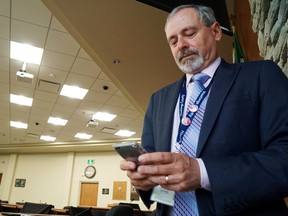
[197,60,241,156]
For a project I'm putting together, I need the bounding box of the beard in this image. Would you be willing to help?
[177,49,204,73]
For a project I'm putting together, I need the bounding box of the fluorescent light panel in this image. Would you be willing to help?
[75,133,93,139]
[93,112,116,122]
[10,41,43,65]
[115,130,136,137]
[10,94,33,106]
[60,85,88,99]
[10,121,28,129]
[48,117,68,126]
[40,135,56,141]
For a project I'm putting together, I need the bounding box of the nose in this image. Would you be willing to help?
[177,37,189,50]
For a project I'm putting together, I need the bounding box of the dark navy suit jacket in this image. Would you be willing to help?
[139,59,288,215]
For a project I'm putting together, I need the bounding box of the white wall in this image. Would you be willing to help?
[0,151,156,211]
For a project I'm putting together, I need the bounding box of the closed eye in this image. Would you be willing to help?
[169,37,177,47]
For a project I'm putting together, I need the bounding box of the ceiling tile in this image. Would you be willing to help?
[119,107,141,119]
[11,0,51,27]
[0,56,9,72]
[30,105,53,116]
[34,90,58,103]
[41,50,75,71]
[50,16,68,33]
[78,100,103,111]
[10,19,48,48]
[64,72,95,88]
[106,95,130,108]
[78,48,92,60]
[10,108,30,122]
[71,58,101,78]
[0,0,10,17]
[10,85,35,97]
[0,104,9,117]
[90,79,117,95]
[0,69,9,84]
[27,114,50,129]
[84,90,111,104]
[38,66,68,84]
[46,29,80,56]
[51,103,76,119]
[0,16,9,40]
[0,39,9,58]
[98,104,124,115]
[32,98,55,110]
[98,71,111,81]
[56,95,82,107]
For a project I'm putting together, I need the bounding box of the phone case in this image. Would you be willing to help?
[113,142,146,162]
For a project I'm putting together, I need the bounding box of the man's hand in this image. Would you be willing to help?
[120,152,201,192]
[120,160,158,191]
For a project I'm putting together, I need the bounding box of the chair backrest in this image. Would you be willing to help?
[20,202,54,214]
[90,208,107,216]
[105,205,134,216]
[69,207,93,216]
[150,209,157,216]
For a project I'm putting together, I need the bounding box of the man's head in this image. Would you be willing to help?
[165,4,222,74]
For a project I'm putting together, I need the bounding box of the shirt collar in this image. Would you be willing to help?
[186,57,221,85]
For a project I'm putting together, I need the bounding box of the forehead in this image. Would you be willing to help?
[165,8,201,37]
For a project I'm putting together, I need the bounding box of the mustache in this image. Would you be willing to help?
[178,49,199,62]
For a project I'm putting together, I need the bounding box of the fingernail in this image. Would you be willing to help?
[138,155,145,162]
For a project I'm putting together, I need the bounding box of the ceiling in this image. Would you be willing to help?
[0,0,233,153]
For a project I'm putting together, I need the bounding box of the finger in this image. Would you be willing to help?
[138,152,175,164]
[148,175,172,186]
[131,178,158,191]
[138,163,172,175]
[137,153,185,175]
[120,160,137,171]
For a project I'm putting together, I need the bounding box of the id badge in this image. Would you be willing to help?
[150,185,175,206]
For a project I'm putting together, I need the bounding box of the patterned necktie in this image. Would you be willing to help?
[173,72,210,216]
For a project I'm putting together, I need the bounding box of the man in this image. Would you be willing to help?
[120,4,288,215]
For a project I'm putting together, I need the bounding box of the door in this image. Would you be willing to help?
[79,182,99,207]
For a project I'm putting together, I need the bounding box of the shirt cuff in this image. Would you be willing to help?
[196,158,211,191]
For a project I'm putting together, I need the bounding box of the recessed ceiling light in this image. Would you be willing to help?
[40,135,56,141]
[10,94,33,106]
[92,112,116,122]
[48,117,68,126]
[10,41,44,65]
[115,130,136,137]
[75,133,93,139]
[10,121,28,129]
[60,84,88,99]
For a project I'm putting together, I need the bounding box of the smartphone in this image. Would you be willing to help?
[113,142,146,163]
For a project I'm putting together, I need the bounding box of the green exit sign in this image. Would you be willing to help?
[87,159,94,164]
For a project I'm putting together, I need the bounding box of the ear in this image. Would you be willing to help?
[211,22,222,41]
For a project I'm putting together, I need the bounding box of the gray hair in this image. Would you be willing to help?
[164,4,216,31]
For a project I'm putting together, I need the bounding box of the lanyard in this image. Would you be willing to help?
[176,78,212,145]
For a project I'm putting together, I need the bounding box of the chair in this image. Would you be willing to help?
[69,207,93,216]
[90,208,107,216]
[105,205,134,216]
[150,209,157,216]
[20,202,54,214]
